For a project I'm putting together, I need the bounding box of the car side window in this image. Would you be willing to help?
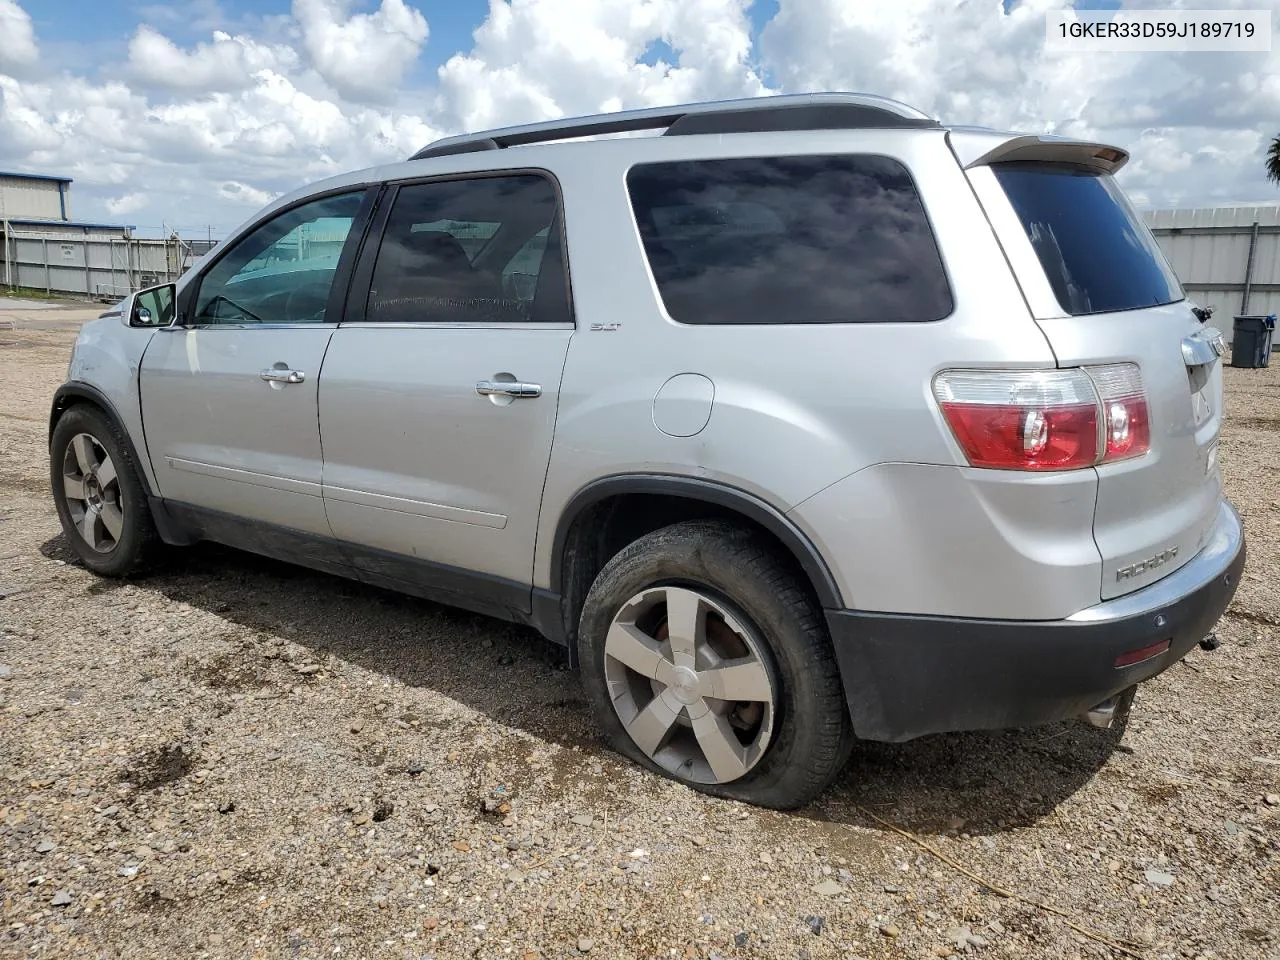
[364,175,570,324]
[503,227,550,301]
[627,155,953,325]
[192,191,365,326]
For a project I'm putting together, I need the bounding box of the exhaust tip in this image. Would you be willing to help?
[1082,685,1138,730]
[1084,696,1120,729]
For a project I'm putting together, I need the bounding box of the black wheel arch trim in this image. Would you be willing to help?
[50,381,171,504]
[550,474,844,609]
[50,383,195,545]
[49,383,155,496]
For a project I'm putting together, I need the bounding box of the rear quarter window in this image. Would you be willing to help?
[992,162,1183,316]
[626,155,953,325]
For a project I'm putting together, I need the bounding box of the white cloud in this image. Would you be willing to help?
[761,0,1120,135]
[105,192,149,215]
[438,0,766,131]
[0,0,38,74]
[758,0,1280,205]
[1,0,1279,236]
[294,0,428,104]
[127,26,299,93]
[0,76,62,153]
[217,181,275,206]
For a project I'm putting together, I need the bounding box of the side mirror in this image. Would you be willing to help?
[130,283,177,328]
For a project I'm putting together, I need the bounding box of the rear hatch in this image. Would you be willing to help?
[966,148,1225,599]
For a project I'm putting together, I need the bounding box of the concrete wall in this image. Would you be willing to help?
[1143,205,1280,335]
[0,177,66,221]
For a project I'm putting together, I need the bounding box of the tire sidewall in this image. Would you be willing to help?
[577,522,847,808]
[50,405,151,576]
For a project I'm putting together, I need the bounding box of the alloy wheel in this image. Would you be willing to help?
[603,585,777,785]
[61,433,124,553]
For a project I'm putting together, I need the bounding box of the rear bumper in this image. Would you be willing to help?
[827,498,1246,742]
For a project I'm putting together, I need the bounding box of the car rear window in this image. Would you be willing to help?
[992,162,1183,316]
[626,155,953,325]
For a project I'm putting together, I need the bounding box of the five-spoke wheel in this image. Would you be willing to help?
[604,585,777,785]
[50,404,158,577]
[60,433,125,553]
[578,520,854,810]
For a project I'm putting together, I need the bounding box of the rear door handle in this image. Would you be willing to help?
[476,380,541,399]
[260,368,306,384]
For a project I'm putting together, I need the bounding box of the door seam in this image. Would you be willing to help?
[316,327,339,540]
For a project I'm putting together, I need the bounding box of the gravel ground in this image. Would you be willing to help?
[1,306,1278,960]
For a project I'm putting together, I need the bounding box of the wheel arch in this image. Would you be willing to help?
[541,475,845,661]
[50,383,195,546]
[49,383,154,496]
[551,475,843,606]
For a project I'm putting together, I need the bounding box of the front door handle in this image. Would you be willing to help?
[476,379,542,399]
[260,368,306,384]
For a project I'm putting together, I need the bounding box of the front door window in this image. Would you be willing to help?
[192,191,365,326]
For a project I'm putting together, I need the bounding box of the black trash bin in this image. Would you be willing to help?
[1231,314,1275,368]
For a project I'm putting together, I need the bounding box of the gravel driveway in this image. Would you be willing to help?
[2,306,1278,960]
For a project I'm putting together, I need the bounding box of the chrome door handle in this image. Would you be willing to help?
[475,380,542,399]
[260,368,306,384]
[1182,327,1226,367]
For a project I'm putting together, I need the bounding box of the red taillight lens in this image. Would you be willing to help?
[939,402,1099,470]
[1087,364,1151,462]
[933,369,1101,471]
[934,365,1151,472]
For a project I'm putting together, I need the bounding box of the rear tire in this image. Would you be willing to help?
[576,520,853,810]
[50,404,159,577]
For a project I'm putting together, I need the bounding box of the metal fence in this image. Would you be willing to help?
[0,229,214,301]
[1144,205,1280,335]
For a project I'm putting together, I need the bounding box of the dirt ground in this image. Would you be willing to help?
[1,304,1278,960]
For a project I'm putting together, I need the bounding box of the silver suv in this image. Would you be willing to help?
[48,93,1246,809]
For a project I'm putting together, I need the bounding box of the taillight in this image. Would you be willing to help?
[1086,364,1151,462]
[933,364,1150,472]
[933,370,1099,471]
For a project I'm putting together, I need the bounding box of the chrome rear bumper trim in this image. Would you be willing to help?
[1068,499,1243,624]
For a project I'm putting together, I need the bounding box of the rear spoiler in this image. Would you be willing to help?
[946,128,1129,175]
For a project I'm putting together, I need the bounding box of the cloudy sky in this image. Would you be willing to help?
[1,0,1278,239]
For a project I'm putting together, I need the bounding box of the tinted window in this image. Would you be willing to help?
[993,163,1183,316]
[626,155,952,325]
[193,191,364,325]
[365,175,569,324]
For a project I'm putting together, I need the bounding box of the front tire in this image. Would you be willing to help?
[50,404,158,577]
[577,520,853,810]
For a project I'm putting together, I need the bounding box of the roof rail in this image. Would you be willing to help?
[409,92,938,160]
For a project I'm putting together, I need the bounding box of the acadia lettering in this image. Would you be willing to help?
[1116,546,1179,582]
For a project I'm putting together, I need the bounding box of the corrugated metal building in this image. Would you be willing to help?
[1,169,144,297]
[1,170,132,241]
[1143,204,1280,332]
[0,170,73,221]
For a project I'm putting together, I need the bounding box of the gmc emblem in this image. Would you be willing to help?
[1116,546,1179,582]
